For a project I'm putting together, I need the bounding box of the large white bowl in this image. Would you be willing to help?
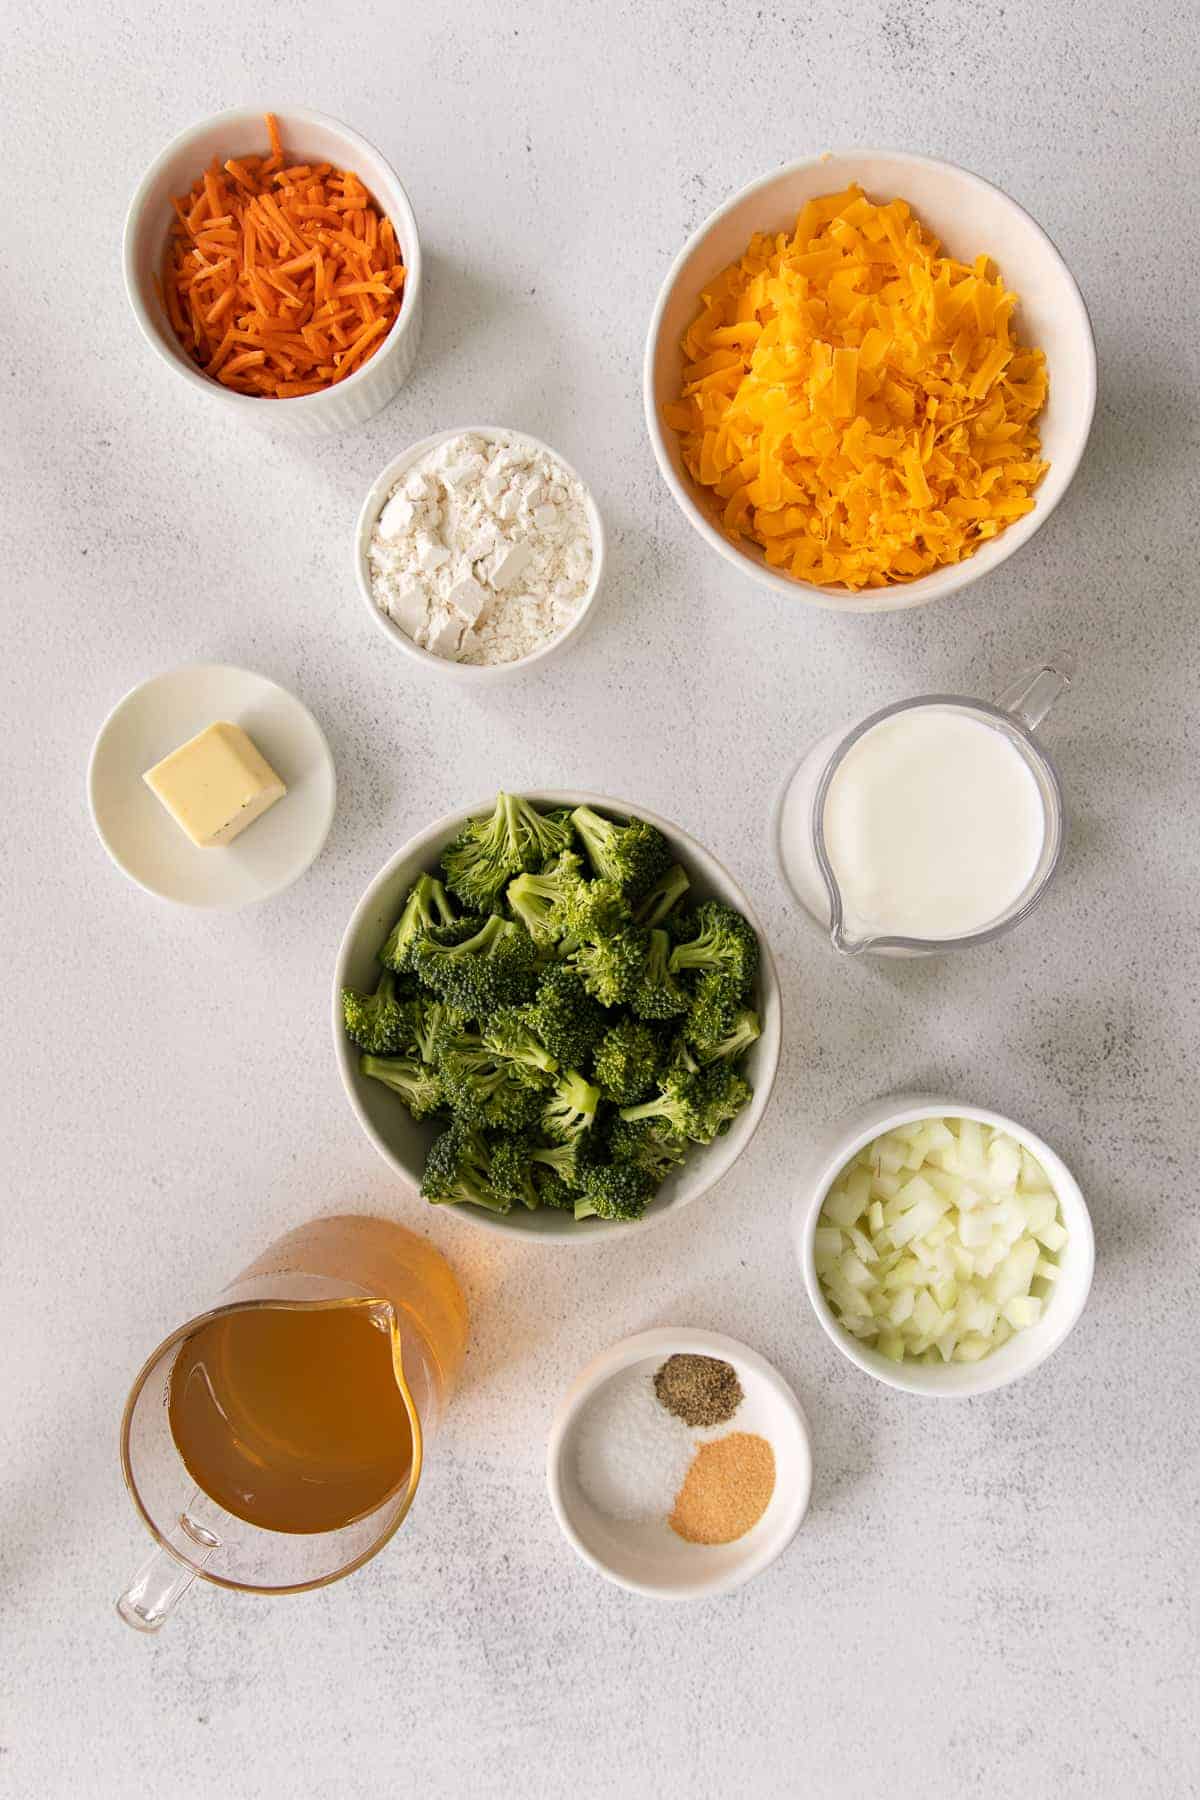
[644,149,1097,614]
[354,429,605,681]
[793,1094,1094,1396]
[124,106,423,436]
[333,793,781,1242]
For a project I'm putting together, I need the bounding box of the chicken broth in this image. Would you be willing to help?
[168,1302,414,1535]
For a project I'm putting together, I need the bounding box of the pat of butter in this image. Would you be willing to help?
[143,722,286,848]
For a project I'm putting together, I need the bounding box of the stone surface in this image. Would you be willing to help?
[2,2,1197,1796]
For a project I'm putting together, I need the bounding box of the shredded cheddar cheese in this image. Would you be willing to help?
[664,186,1049,590]
[161,115,405,399]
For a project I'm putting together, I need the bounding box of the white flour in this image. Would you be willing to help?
[367,430,595,665]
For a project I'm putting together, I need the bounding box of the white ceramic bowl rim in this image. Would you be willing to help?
[353,427,606,679]
[643,146,1098,614]
[333,791,781,1242]
[546,1326,813,1600]
[797,1095,1095,1396]
[123,105,422,414]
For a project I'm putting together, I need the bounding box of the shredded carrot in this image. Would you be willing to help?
[163,114,405,399]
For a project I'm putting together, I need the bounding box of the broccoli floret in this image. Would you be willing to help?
[662,1029,698,1065]
[441,793,574,910]
[631,927,690,1022]
[557,876,631,944]
[693,1007,762,1065]
[662,1032,700,1075]
[359,1054,445,1121]
[618,1063,752,1144]
[569,805,672,901]
[671,1062,753,1142]
[482,1006,558,1079]
[541,1069,602,1142]
[413,914,538,1018]
[530,1134,595,1189]
[668,900,759,996]
[516,803,576,868]
[633,863,691,929]
[436,1033,546,1131]
[592,1018,661,1104]
[410,994,469,1065]
[429,916,489,946]
[342,969,411,1055]
[664,905,700,946]
[489,1133,541,1210]
[379,874,457,973]
[523,965,608,1069]
[487,1131,597,1212]
[569,928,647,1006]
[607,1115,688,1183]
[439,794,526,912]
[505,851,586,946]
[421,1123,511,1213]
[683,969,743,1048]
[482,1123,599,1212]
[573,1161,656,1223]
[533,1166,577,1210]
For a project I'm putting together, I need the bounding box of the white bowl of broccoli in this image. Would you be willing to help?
[333,791,782,1241]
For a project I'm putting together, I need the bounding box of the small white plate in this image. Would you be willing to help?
[547,1327,813,1600]
[88,663,336,909]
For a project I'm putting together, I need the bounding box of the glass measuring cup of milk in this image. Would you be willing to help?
[775,662,1071,956]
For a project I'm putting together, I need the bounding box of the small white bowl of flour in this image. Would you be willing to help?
[356,426,605,677]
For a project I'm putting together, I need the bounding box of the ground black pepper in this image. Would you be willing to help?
[653,1354,743,1428]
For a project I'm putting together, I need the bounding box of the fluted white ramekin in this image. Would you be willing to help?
[123,107,422,436]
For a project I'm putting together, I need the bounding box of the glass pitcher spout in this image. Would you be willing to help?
[829,918,881,958]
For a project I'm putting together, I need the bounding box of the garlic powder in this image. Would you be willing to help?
[367,431,595,666]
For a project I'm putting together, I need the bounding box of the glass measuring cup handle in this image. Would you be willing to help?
[996,655,1076,732]
[116,1491,226,1633]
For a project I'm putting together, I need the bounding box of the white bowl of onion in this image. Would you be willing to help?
[794,1095,1094,1397]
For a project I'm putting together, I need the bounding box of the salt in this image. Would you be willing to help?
[574,1366,695,1522]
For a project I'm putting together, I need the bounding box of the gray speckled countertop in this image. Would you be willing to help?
[3,2,1198,1795]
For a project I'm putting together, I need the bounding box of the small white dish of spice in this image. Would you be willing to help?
[355,426,605,679]
[546,1327,812,1600]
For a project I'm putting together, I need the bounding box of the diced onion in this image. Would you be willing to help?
[815,1117,1067,1365]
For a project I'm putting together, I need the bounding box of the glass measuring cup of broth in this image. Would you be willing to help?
[775,662,1072,956]
[117,1216,468,1631]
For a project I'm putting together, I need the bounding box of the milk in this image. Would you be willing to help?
[779,706,1046,943]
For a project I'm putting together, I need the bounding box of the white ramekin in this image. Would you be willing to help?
[546,1327,812,1600]
[793,1093,1094,1396]
[123,106,422,436]
[644,148,1097,613]
[354,428,606,680]
[333,791,781,1242]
